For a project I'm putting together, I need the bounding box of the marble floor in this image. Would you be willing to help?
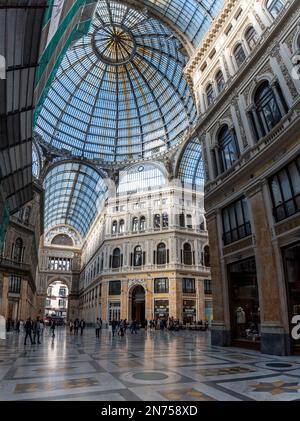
[1,327,300,401]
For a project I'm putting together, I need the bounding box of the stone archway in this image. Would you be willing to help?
[128,280,146,324]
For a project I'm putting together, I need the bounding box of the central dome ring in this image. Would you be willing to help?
[92,24,136,66]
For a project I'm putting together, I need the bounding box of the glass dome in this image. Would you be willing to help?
[35,0,197,164]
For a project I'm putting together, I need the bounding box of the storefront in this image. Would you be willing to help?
[108,301,120,323]
[228,257,260,347]
[182,299,196,323]
[282,242,300,354]
[154,299,169,319]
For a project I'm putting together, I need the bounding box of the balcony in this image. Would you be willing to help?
[0,256,30,272]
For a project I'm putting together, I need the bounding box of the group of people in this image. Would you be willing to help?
[69,318,86,335]
[110,319,140,336]
[23,316,56,345]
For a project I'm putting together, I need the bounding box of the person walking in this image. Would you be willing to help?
[16,319,20,333]
[33,316,42,344]
[50,319,56,339]
[80,319,86,335]
[111,319,117,337]
[69,320,74,334]
[24,317,33,345]
[95,318,101,338]
[74,318,79,335]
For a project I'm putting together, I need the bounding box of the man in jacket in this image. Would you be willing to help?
[33,316,41,344]
[24,317,33,345]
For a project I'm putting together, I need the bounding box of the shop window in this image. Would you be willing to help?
[154,299,169,319]
[183,300,196,323]
[109,280,121,295]
[269,156,300,222]
[109,301,120,322]
[154,278,169,293]
[228,257,260,343]
[282,242,300,351]
[182,278,196,293]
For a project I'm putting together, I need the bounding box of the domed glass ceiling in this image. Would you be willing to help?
[178,139,205,190]
[35,0,198,164]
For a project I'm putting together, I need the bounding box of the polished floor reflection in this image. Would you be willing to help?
[1,328,300,401]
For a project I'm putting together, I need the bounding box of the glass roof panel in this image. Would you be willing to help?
[118,163,167,195]
[178,139,205,190]
[140,0,225,47]
[35,0,197,164]
[44,162,108,237]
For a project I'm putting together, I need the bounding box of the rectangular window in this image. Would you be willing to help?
[222,197,252,245]
[182,278,196,293]
[59,287,66,296]
[45,299,51,307]
[204,279,212,294]
[269,156,300,222]
[154,278,169,293]
[9,275,21,293]
[109,280,121,295]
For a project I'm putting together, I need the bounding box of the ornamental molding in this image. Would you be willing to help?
[128,279,146,290]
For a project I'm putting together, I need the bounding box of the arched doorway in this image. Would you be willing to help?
[45,280,69,325]
[131,285,145,323]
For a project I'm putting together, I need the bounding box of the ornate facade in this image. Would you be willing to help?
[185,0,300,355]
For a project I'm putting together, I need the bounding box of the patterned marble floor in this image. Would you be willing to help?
[1,328,300,401]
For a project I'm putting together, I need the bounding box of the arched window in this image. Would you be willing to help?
[112,220,118,234]
[183,243,192,265]
[245,26,258,51]
[112,248,122,269]
[132,217,139,232]
[254,81,282,135]
[215,70,225,93]
[233,43,246,68]
[266,0,285,18]
[119,219,125,233]
[162,212,168,228]
[157,243,167,265]
[154,214,161,229]
[204,245,210,267]
[206,83,215,106]
[140,216,146,231]
[218,125,240,171]
[14,238,23,262]
[134,246,143,267]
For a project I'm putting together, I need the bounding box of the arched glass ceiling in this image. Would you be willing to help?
[44,162,108,237]
[178,139,205,190]
[118,163,167,195]
[35,0,197,164]
[137,0,225,47]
